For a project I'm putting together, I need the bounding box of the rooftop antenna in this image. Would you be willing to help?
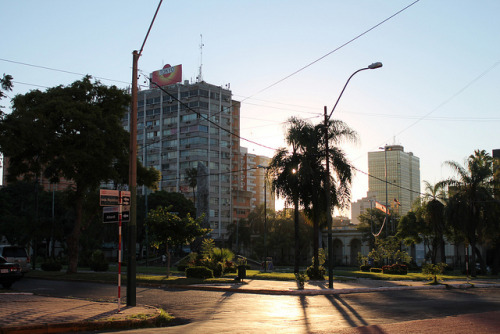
[197,34,204,82]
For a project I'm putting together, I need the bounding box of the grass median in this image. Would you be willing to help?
[25,265,494,285]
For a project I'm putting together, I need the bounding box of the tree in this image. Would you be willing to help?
[268,116,357,274]
[0,76,159,273]
[0,73,13,118]
[442,150,497,275]
[146,206,208,277]
[185,167,198,204]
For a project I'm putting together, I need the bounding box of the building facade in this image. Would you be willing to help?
[123,74,273,243]
[367,145,420,216]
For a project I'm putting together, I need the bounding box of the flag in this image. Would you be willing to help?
[394,198,401,206]
[375,201,387,214]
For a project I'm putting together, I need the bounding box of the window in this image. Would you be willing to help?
[164,117,176,125]
[210,138,218,146]
[181,114,197,122]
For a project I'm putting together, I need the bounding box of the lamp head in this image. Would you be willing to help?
[368,62,383,69]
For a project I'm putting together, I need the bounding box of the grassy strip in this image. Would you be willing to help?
[25,267,496,285]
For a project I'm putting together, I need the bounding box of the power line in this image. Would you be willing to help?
[243,0,421,101]
[0,58,131,85]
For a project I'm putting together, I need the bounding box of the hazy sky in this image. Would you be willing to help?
[2,1,499,214]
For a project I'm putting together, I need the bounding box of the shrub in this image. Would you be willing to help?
[382,264,408,275]
[422,262,447,284]
[306,265,326,280]
[41,259,63,272]
[360,265,372,272]
[177,264,188,272]
[225,260,237,273]
[185,266,214,279]
[370,268,383,273]
[89,250,109,272]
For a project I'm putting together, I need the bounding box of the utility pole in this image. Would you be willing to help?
[127,50,139,307]
[324,106,333,289]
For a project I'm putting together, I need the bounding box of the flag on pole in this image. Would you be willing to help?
[375,201,388,214]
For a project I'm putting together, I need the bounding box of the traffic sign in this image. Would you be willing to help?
[120,191,131,206]
[100,189,120,206]
[102,206,130,223]
[103,206,119,223]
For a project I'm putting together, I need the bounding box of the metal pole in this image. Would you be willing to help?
[324,106,333,289]
[384,147,388,238]
[127,50,139,307]
[264,176,267,272]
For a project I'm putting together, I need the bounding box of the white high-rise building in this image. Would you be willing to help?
[367,145,420,216]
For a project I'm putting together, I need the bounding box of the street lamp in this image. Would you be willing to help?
[257,164,269,272]
[324,62,382,289]
[379,146,388,237]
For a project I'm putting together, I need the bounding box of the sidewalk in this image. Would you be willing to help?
[1,277,499,333]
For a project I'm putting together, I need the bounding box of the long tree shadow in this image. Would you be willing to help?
[324,294,370,328]
[299,295,312,333]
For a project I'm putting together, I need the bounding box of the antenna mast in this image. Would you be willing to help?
[198,34,204,82]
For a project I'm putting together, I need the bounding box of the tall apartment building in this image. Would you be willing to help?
[123,65,272,243]
[123,71,238,242]
[367,145,420,216]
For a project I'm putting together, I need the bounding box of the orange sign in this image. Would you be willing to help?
[150,64,182,88]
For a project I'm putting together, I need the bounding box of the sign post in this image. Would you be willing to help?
[99,189,130,312]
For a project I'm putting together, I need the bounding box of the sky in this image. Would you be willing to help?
[1,0,499,215]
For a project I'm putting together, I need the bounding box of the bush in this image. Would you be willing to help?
[177,264,188,272]
[382,264,408,275]
[370,268,383,273]
[360,265,372,272]
[41,259,63,272]
[306,265,326,280]
[89,250,109,272]
[185,266,214,279]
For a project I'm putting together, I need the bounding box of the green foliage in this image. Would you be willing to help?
[199,242,235,277]
[360,265,371,272]
[89,250,109,272]
[368,237,412,267]
[0,76,158,273]
[41,259,63,272]
[422,262,447,283]
[382,264,408,275]
[185,266,213,279]
[147,206,208,251]
[306,265,325,280]
[370,268,383,273]
[0,73,13,117]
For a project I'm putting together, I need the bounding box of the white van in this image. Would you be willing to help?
[0,245,30,273]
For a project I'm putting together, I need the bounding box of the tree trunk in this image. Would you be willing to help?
[67,194,83,274]
[313,213,319,271]
[166,244,171,278]
[294,196,300,274]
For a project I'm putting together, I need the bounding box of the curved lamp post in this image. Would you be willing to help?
[325,62,382,289]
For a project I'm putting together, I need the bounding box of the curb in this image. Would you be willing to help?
[172,282,500,296]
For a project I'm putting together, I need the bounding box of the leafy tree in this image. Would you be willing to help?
[146,206,208,277]
[357,208,388,249]
[0,76,159,273]
[442,150,497,275]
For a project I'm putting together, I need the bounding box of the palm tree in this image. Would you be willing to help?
[185,167,197,205]
[442,150,496,275]
[268,117,357,275]
[421,181,447,263]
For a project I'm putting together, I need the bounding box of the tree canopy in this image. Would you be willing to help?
[0,76,159,273]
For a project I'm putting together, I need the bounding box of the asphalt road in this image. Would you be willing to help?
[14,278,500,333]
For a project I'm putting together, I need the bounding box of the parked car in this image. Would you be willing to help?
[0,245,30,273]
[0,256,23,289]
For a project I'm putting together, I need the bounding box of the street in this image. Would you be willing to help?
[13,278,500,333]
